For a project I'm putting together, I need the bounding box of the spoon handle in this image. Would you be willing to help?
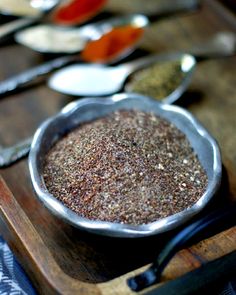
[0,137,33,167]
[0,18,37,40]
[150,0,199,16]
[0,55,77,96]
[123,32,236,76]
[187,32,236,58]
[127,204,236,292]
[107,0,199,16]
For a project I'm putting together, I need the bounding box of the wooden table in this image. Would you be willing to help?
[0,0,236,294]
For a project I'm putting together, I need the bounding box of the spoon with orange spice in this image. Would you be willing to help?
[0,14,148,95]
[80,25,144,63]
[0,0,108,41]
[0,0,59,40]
[51,0,107,26]
[15,13,147,55]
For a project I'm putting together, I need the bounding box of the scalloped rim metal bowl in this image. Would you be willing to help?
[29,93,222,238]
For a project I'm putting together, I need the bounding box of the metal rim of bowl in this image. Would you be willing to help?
[28,93,222,238]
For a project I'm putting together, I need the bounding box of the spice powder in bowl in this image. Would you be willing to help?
[43,110,208,226]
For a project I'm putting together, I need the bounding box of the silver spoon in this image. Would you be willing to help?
[0,0,59,40]
[0,31,236,167]
[0,137,32,167]
[29,0,60,12]
[48,53,195,98]
[0,0,59,16]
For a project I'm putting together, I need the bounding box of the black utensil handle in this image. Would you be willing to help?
[144,251,236,295]
[127,205,236,292]
[0,55,75,96]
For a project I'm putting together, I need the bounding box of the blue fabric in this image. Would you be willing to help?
[0,237,36,295]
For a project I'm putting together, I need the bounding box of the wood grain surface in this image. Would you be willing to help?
[0,0,236,294]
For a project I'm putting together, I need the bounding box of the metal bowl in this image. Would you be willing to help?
[29,93,222,238]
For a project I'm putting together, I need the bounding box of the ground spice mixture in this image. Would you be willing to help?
[125,61,185,100]
[43,110,208,225]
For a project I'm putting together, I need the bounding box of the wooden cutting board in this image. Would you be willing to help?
[0,0,236,294]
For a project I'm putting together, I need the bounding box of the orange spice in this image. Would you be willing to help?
[52,0,107,26]
[81,25,144,63]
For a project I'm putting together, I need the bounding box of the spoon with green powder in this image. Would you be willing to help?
[124,59,193,101]
[48,52,195,103]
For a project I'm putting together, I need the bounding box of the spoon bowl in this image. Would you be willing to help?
[15,13,149,55]
[0,0,60,41]
[30,0,60,12]
[48,53,196,103]
[0,0,59,17]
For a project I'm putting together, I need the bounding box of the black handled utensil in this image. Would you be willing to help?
[127,204,236,292]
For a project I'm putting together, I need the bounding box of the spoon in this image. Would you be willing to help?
[0,0,59,40]
[15,14,148,54]
[0,0,59,16]
[48,53,195,99]
[0,137,33,168]
[50,0,107,26]
[29,0,60,13]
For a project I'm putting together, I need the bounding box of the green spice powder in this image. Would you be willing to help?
[125,61,184,100]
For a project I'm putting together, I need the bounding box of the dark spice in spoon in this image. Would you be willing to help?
[43,110,208,225]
